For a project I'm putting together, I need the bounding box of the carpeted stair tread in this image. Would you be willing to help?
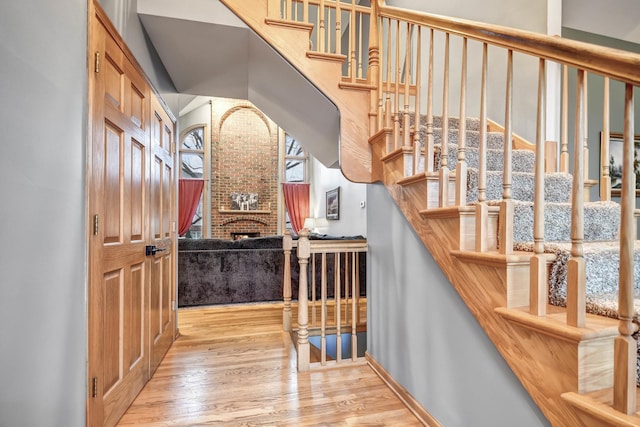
[513,240,640,303]
[434,143,535,173]
[508,200,621,243]
[422,127,506,150]
[466,169,572,204]
[410,115,481,131]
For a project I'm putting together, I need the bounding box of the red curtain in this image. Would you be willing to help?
[282,183,310,234]
[178,179,204,237]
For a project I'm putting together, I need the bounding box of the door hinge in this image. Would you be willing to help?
[92,377,98,398]
[93,214,99,235]
[94,51,100,73]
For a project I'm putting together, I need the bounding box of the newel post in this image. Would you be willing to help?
[368,0,381,136]
[282,231,293,332]
[297,229,311,372]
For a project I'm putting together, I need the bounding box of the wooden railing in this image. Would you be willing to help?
[272,0,639,417]
[369,1,639,415]
[283,230,367,371]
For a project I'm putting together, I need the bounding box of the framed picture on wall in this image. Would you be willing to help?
[603,132,640,196]
[326,187,340,220]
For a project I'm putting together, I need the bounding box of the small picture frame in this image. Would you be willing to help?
[603,132,640,196]
[326,187,340,220]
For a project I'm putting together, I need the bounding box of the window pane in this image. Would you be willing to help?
[182,128,204,150]
[181,153,204,178]
[285,134,304,157]
[285,159,305,182]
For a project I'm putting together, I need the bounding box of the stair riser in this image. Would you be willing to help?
[466,170,573,204]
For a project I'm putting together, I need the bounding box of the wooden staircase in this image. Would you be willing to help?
[219,0,640,425]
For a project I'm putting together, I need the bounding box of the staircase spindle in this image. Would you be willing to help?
[351,251,358,361]
[349,6,357,82]
[368,1,380,135]
[499,49,514,255]
[321,252,327,365]
[600,77,611,201]
[311,252,317,327]
[283,231,293,332]
[393,19,401,150]
[318,0,326,52]
[475,42,488,251]
[344,252,350,325]
[402,22,412,151]
[335,252,342,362]
[454,37,468,206]
[426,28,434,172]
[583,74,591,201]
[358,13,365,79]
[413,26,422,173]
[614,83,637,415]
[439,32,451,208]
[560,65,569,173]
[296,229,310,371]
[335,1,341,55]
[384,18,392,150]
[567,69,586,328]
[530,58,547,316]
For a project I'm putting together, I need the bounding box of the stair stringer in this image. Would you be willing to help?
[375,138,627,426]
[219,0,375,184]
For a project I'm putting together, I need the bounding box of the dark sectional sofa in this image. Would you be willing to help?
[178,235,366,307]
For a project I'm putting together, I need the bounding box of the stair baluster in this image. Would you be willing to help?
[393,20,401,151]
[567,69,587,328]
[412,26,422,174]
[368,0,380,135]
[454,37,468,207]
[425,28,435,173]
[560,65,570,173]
[439,33,450,208]
[613,83,637,414]
[530,58,548,316]
[475,42,488,251]
[600,77,611,201]
[318,0,325,52]
[499,49,514,255]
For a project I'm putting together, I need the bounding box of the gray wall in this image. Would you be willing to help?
[366,184,549,426]
[0,1,88,426]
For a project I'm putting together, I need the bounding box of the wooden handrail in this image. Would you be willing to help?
[376,1,640,86]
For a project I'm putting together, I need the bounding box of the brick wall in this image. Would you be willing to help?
[210,99,279,239]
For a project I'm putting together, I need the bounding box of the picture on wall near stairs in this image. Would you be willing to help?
[604,132,640,195]
[326,187,340,220]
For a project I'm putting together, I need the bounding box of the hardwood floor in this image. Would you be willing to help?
[117,302,423,426]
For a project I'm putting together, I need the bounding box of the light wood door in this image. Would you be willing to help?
[148,95,177,374]
[87,3,176,426]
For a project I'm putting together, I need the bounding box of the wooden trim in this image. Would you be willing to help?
[265,18,314,33]
[496,306,619,343]
[307,51,348,63]
[366,352,441,426]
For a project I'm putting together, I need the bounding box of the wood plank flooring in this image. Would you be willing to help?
[117,302,423,426]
